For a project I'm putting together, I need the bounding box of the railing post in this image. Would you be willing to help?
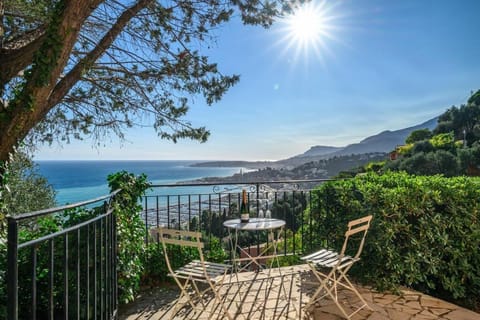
[256,183,260,217]
[7,216,19,320]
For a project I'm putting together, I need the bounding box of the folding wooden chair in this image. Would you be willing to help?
[157,227,233,320]
[301,215,373,319]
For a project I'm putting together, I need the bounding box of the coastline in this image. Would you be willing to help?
[189,160,274,170]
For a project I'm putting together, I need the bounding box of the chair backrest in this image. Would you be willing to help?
[156,227,206,275]
[339,215,373,260]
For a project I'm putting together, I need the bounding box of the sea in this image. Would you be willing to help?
[36,160,246,205]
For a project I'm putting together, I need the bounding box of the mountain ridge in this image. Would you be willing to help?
[192,116,439,169]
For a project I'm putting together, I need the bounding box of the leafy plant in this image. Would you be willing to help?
[107,171,150,303]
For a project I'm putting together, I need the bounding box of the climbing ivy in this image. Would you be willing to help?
[8,0,66,113]
[107,171,150,303]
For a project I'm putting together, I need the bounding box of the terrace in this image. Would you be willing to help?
[119,265,480,320]
[5,178,480,319]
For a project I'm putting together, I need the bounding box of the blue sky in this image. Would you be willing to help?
[36,0,480,161]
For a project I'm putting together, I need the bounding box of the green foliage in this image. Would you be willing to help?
[107,171,150,304]
[364,161,386,172]
[397,143,414,155]
[271,191,307,232]
[429,132,455,150]
[203,235,228,263]
[458,142,480,172]
[411,140,434,154]
[0,150,57,317]
[435,91,480,145]
[406,128,433,144]
[306,172,480,310]
[467,89,480,105]
[388,151,459,177]
[276,230,302,266]
[2,151,57,215]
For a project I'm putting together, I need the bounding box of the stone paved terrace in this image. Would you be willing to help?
[119,265,480,320]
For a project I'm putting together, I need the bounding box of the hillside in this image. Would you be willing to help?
[191,152,388,183]
[191,116,438,170]
[329,117,438,157]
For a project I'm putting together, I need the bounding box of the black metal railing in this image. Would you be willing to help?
[141,179,331,256]
[6,191,119,320]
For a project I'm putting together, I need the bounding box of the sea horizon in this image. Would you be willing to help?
[36,160,250,205]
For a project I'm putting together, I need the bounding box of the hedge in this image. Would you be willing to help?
[306,172,480,311]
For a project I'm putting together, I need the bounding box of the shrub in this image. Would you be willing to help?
[306,172,480,311]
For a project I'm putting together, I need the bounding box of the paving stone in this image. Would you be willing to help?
[374,297,398,306]
[418,309,441,319]
[420,295,459,310]
[118,265,480,320]
[366,312,390,320]
[313,310,343,320]
[443,309,480,320]
[429,308,452,316]
[386,307,412,320]
[400,307,420,316]
[382,294,402,302]
[370,304,389,317]
[404,300,423,310]
[403,294,421,302]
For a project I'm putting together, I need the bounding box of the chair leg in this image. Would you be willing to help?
[206,281,233,320]
[304,266,334,310]
[305,265,372,319]
[339,271,374,312]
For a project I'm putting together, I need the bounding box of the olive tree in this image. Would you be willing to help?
[2,150,56,215]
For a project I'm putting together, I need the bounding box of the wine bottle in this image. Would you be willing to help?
[240,189,249,223]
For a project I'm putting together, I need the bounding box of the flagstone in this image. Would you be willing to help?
[119,264,480,320]
[399,306,421,316]
[443,309,480,320]
[386,307,411,320]
[404,300,423,310]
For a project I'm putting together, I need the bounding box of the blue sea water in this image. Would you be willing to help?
[36,160,245,205]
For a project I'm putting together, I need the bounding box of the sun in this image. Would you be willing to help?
[287,3,327,45]
[278,1,337,64]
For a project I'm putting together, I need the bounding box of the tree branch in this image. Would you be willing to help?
[49,0,154,108]
[0,27,46,89]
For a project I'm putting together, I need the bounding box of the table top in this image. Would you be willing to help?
[223,218,285,231]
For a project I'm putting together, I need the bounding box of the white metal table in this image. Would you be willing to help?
[223,218,285,275]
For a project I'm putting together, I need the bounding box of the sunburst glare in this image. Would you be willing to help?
[288,4,326,44]
[277,0,339,66]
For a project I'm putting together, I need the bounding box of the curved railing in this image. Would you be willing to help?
[6,190,119,320]
[141,179,331,257]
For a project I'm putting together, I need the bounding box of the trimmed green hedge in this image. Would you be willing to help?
[306,172,480,311]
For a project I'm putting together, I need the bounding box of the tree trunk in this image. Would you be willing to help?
[0,0,100,164]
